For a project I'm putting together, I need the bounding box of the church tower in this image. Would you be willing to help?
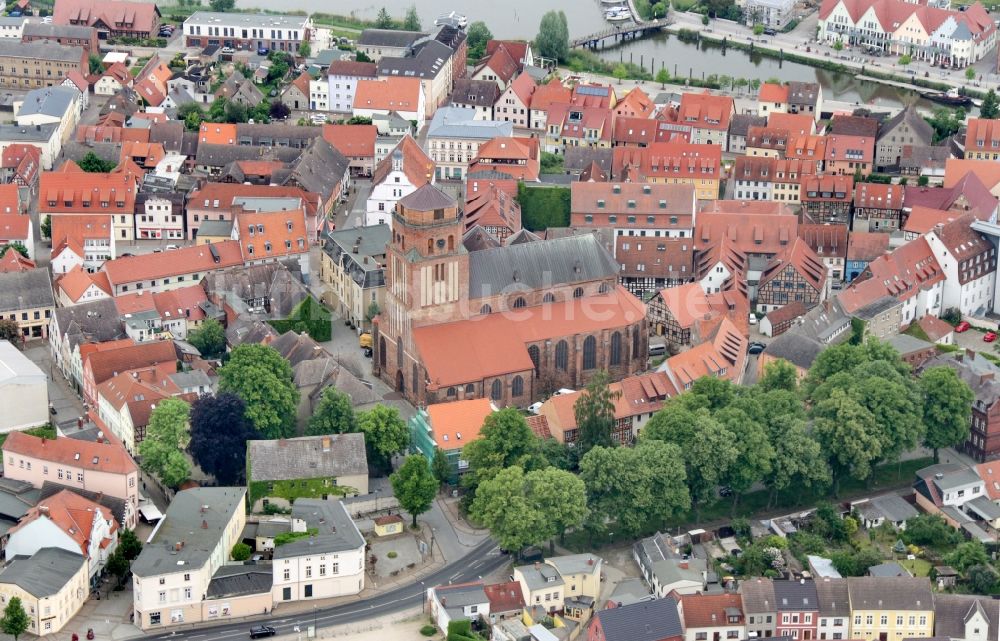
[374,183,468,402]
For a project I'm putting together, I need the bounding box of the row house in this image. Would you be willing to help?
[134,193,183,241]
[114,284,209,342]
[55,265,112,305]
[818,0,996,68]
[616,236,695,298]
[647,282,748,349]
[365,135,436,228]
[470,42,519,91]
[40,168,138,242]
[801,175,854,225]
[612,142,722,200]
[734,156,776,201]
[101,240,244,296]
[323,124,377,178]
[677,593,745,641]
[853,183,905,232]
[924,214,996,316]
[773,158,816,203]
[965,118,1000,161]
[846,231,890,282]
[825,134,874,176]
[746,126,789,158]
[353,77,426,130]
[786,134,827,174]
[49,299,127,392]
[756,238,827,313]
[659,316,748,390]
[757,83,788,118]
[96,363,188,452]
[468,136,540,182]
[451,78,501,121]
[425,107,512,180]
[569,182,697,242]
[185,182,320,241]
[526,77,571,133]
[493,73,535,128]
[613,116,657,149]
[544,103,614,154]
[729,114,767,154]
[50,215,115,274]
[678,92,735,150]
[799,223,848,289]
[181,11,308,52]
[81,338,175,407]
[846,577,934,641]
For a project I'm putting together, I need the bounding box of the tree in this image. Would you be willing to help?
[298,42,311,58]
[917,175,929,187]
[980,89,999,119]
[219,344,299,439]
[921,366,974,462]
[946,540,989,571]
[833,40,844,51]
[966,67,977,81]
[651,1,667,17]
[523,467,588,543]
[753,23,765,35]
[735,77,749,94]
[209,0,234,10]
[535,10,569,63]
[431,447,452,486]
[925,107,965,144]
[118,528,143,561]
[903,514,962,547]
[812,388,881,495]
[40,215,50,239]
[139,398,191,488]
[177,102,204,131]
[402,5,421,31]
[187,318,226,358]
[357,405,409,474]
[0,318,20,343]
[574,371,617,455]
[355,50,373,63]
[231,542,252,561]
[470,466,550,552]
[189,393,259,485]
[461,407,544,493]
[374,7,395,29]
[307,388,355,436]
[612,64,628,84]
[106,549,130,585]
[758,359,798,392]
[466,21,493,61]
[898,54,912,65]
[762,417,830,507]
[78,151,116,173]
[0,597,28,640]
[966,564,998,594]
[88,53,103,75]
[655,67,670,89]
[224,100,248,123]
[717,406,774,509]
[391,454,438,527]
[269,101,291,121]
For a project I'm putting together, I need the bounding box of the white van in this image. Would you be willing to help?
[648,343,667,357]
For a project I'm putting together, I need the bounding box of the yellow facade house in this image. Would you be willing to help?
[0,548,89,637]
[847,577,934,641]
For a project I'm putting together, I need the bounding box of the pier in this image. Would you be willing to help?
[571,17,672,49]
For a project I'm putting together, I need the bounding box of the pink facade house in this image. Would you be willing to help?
[774,580,820,640]
[2,432,140,527]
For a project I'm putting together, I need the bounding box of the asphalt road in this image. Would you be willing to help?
[144,538,505,640]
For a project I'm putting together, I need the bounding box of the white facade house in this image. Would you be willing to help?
[0,17,26,39]
[364,136,434,228]
[0,340,48,432]
[14,86,80,148]
[136,197,184,240]
[925,221,996,317]
[309,78,328,112]
[271,500,365,603]
[745,0,795,28]
[322,62,377,113]
[428,583,490,634]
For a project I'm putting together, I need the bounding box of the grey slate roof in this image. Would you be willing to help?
[358,28,425,48]
[868,562,910,578]
[323,224,390,290]
[731,114,767,138]
[434,582,489,607]
[283,137,348,201]
[248,433,368,483]
[594,596,683,641]
[277,498,365,558]
[855,493,918,524]
[547,554,601,577]
[187,11,309,28]
[17,86,78,119]
[195,219,234,237]
[888,334,934,356]
[774,579,819,611]
[0,548,85,598]
[452,78,500,108]
[515,562,563,590]
[814,577,850,617]
[202,262,308,320]
[427,107,512,140]
[53,298,125,350]
[0,480,40,522]
[468,233,618,295]
[845,576,932,611]
[0,267,54,313]
[786,81,820,108]
[39,482,128,526]
[934,594,999,641]
[0,39,84,62]
[876,106,934,146]
[22,22,94,40]
[195,143,299,168]
[761,331,824,370]
[399,183,455,211]
[131,487,246,577]
[377,40,453,79]
[206,566,273,598]
[741,577,776,614]
[0,122,59,143]
[934,467,982,491]
[462,225,501,252]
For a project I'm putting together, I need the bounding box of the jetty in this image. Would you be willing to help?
[572,0,671,49]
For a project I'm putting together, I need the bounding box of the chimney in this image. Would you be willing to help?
[982,372,995,384]
[352,244,359,254]
[201,520,208,529]
[534,562,540,570]
[175,541,184,551]
[38,505,49,514]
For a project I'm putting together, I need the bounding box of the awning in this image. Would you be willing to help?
[138,502,164,523]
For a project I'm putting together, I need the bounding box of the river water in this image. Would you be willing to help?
[251,0,932,110]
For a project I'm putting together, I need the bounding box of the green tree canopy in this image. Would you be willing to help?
[391,454,438,526]
[461,407,545,493]
[189,392,258,485]
[574,370,617,455]
[432,447,452,486]
[402,5,421,31]
[966,564,998,594]
[0,596,29,640]
[231,542,252,561]
[357,404,409,474]
[187,318,226,358]
[374,7,395,29]
[466,21,493,61]
[946,540,990,571]
[219,344,299,439]
[78,151,116,173]
[469,465,552,552]
[762,416,830,506]
[812,388,882,494]
[980,89,999,119]
[903,514,962,547]
[758,358,798,392]
[307,387,356,436]
[535,10,569,63]
[118,528,143,560]
[920,365,974,461]
[523,466,588,543]
[139,398,191,488]
[0,318,20,343]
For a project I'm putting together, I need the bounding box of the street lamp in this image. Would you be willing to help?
[420,581,426,613]
[430,527,437,560]
[313,605,317,638]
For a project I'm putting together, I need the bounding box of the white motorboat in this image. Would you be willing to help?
[435,11,468,28]
[605,6,632,20]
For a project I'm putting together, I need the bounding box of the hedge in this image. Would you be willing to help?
[268,296,332,342]
[517,183,571,231]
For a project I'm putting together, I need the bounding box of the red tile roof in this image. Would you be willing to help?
[8,489,118,557]
[198,122,237,146]
[663,316,747,389]
[0,213,28,239]
[41,170,137,214]
[234,209,309,261]
[188,183,320,219]
[679,91,735,132]
[839,236,944,312]
[902,205,964,236]
[484,581,526,613]
[327,60,378,78]
[101,240,244,287]
[97,363,180,428]
[825,134,875,164]
[916,314,954,342]
[425,398,494,449]
[677,593,744,628]
[0,248,34,273]
[3,431,137,476]
[612,116,657,147]
[322,124,376,159]
[372,135,435,189]
[614,87,655,119]
[353,77,422,113]
[86,340,176,386]
[759,237,827,294]
[802,174,854,203]
[613,142,721,182]
[767,112,815,135]
[529,77,571,112]
[798,223,848,259]
[964,116,998,158]
[486,40,530,69]
[505,72,536,106]
[847,231,890,261]
[470,137,540,181]
[479,44,518,85]
[652,283,747,330]
[57,264,112,302]
[758,82,788,104]
[54,0,161,35]
[977,462,1000,500]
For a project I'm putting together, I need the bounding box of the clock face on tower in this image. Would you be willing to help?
[436,239,445,248]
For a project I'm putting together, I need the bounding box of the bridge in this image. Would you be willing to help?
[571,15,672,49]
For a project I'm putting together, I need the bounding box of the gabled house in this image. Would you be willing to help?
[94,62,132,96]
[853,183,905,233]
[469,136,540,181]
[365,135,435,228]
[588,597,683,641]
[801,174,854,225]
[659,316,748,390]
[427,582,490,635]
[875,106,934,171]
[678,91,735,149]
[773,580,820,639]
[494,72,535,129]
[451,78,500,121]
[924,214,996,317]
[844,577,934,641]
[676,593,746,641]
[409,398,495,480]
[647,283,748,350]
[353,77,426,129]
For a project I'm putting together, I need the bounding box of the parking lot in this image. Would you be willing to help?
[953,323,999,355]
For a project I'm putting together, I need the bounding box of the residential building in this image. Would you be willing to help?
[729,114,767,154]
[0,268,55,339]
[49,215,114,274]
[786,82,823,117]
[801,174,854,225]
[543,101,614,154]
[319,60,377,113]
[81,338,175,407]
[15,86,81,148]
[100,240,244,296]
[756,238,827,313]
[426,107,513,180]
[924,214,996,316]
[745,0,796,29]
[113,284,208,342]
[356,28,425,63]
[471,42,518,90]
[913,461,993,533]
[0,547,88,637]
[853,183,905,232]
[965,119,1000,161]
[920,351,1000,462]
[845,577,934,641]
[678,92,735,149]
[95,363,184,452]
[633,532,708,597]
[759,83,790,117]
[246,434,368,513]
[659,316,749,389]
[451,78,500,121]
[528,78,572,133]
[182,11,310,52]
[3,430,138,525]
[427,582,490,634]
[6,489,118,587]
[734,156,776,201]
[773,580,820,639]
[463,185,522,244]
[513,557,589,614]
[131,487,248,630]
[612,142,722,200]
[322,124,377,177]
[648,284,748,348]
[570,182,696,240]
[54,0,160,39]
[588,597,683,641]
[0,123,61,170]
[875,106,934,171]
[48,299,126,391]
[493,73,534,128]
[815,577,850,641]
[365,135,435,228]
[818,0,996,68]
[798,223,848,290]
[40,168,138,242]
[319,224,388,332]
[846,232,890,282]
[468,136,540,181]
[94,62,132,96]
[677,593,746,641]
[773,158,816,204]
[746,125,789,158]
[0,339,47,431]
[229,202,310,272]
[786,134,828,174]
[185,182,320,241]
[742,578,778,638]
[853,494,919,530]
[0,39,87,89]
[933,594,998,641]
[272,499,365,602]
[0,17,26,40]
[353,77,426,129]
[409,398,496,479]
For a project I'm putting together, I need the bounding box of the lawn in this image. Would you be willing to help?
[897,557,933,577]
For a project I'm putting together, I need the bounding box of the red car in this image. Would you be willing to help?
[985,332,997,343]
[955,321,971,333]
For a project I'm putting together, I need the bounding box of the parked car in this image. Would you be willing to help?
[748,341,766,355]
[763,27,776,35]
[257,46,269,56]
[249,626,276,639]
[164,244,179,251]
[749,313,758,325]
[985,332,997,343]
[955,321,971,332]
[220,46,234,54]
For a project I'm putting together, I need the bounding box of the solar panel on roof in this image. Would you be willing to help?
[577,86,609,97]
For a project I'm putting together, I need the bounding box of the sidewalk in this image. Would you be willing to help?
[273,607,427,641]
